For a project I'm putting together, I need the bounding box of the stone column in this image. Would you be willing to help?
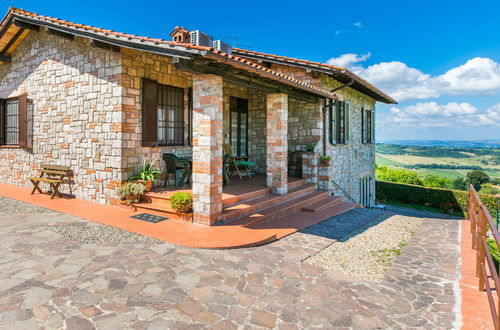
[192,74,223,226]
[266,93,288,195]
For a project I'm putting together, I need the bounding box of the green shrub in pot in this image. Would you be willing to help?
[169,192,193,213]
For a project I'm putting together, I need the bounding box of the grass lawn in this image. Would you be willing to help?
[385,200,465,218]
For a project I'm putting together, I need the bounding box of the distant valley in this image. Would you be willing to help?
[376,143,500,180]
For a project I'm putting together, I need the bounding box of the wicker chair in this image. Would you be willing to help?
[162,153,191,188]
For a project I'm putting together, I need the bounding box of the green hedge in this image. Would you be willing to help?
[376,180,498,215]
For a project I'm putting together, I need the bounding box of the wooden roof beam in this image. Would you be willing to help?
[47,27,74,40]
[0,54,11,63]
[13,19,39,32]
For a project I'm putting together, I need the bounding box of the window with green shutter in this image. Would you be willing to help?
[362,108,374,144]
[330,100,349,145]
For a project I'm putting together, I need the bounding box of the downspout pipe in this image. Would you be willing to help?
[321,78,355,156]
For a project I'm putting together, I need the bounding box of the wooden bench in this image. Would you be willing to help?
[27,164,71,199]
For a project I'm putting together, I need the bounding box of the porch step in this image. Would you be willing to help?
[132,203,181,220]
[287,178,307,190]
[302,195,342,212]
[222,184,316,222]
[226,190,330,227]
[248,201,358,231]
[222,187,271,208]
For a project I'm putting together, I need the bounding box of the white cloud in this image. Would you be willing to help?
[353,22,362,28]
[327,53,500,102]
[326,52,371,68]
[379,102,500,129]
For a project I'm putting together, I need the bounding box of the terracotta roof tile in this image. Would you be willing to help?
[3,8,337,99]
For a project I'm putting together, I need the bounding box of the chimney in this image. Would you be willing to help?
[170,26,190,43]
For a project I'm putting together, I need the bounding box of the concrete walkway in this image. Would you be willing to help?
[0,196,466,329]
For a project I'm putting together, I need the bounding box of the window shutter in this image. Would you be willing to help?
[370,110,375,144]
[18,94,28,148]
[142,78,158,147]
[337,101,343,144]
[344,103,350,144]
[361,108,366,144]
[188,87,193,146]
[329,101,337,144]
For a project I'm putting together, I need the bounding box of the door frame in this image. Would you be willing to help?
[229,96,249,157]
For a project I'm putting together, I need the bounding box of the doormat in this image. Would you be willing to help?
[131,213,169,223]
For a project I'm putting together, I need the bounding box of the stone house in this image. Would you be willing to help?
[0,8,395,226]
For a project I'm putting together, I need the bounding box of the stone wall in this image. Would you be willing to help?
[268,62,376,204]
[119,49,192,186]
[0,30,123,204]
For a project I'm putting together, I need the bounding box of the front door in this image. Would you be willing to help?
[230,97,248,157]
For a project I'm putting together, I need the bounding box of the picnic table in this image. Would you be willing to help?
[27,164,72,199]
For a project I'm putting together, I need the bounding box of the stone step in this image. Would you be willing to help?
[287,178,307,190]
[249,201,358,231]
[222,187,271,208]
[133,203,181,220]
[222,184,316,222]
[227,190,330,227]
[302,195,342,212]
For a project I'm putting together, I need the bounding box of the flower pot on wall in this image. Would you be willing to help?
[320,159,330,166]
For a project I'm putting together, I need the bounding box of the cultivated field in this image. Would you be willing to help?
[376,144,500,180]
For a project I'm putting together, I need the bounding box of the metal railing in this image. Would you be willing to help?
[468,184,500,329]
[330,179,358,204]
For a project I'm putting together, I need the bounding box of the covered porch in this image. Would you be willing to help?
[142,55,336,226]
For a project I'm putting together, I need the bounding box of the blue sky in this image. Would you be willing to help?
[2,0,499,141]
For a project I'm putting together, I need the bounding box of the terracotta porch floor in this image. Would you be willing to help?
[0,182,336,249]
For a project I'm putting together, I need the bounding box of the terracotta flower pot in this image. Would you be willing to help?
[137,180,153,192]
[177,211,193,222]
[320,159,330,166]
[125,194,141,203]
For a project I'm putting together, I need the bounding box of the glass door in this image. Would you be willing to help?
[230,97,248,157]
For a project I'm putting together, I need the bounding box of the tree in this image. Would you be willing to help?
[465,170,490,191]
[376,166,424,185]
[422,175,452,189]
[452,177,467,191]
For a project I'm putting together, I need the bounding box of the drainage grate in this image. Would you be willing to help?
[131,213,169,223]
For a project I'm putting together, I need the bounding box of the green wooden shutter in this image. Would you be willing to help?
[142,78,158,147]
[370,110,375,144]
[329,101,337,144]
[361,108,365,144]
[18,94,28,148]
[344,102,350,144]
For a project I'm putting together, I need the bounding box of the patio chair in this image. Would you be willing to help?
[162,153,191,188]
[222,144,256,179]
[223,153,230,186]
[288,151,302,178]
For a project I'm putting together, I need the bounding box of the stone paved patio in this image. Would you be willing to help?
[0,199,462,329]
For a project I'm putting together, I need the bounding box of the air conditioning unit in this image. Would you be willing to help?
[213,40,232,54]
[190,30,213,47]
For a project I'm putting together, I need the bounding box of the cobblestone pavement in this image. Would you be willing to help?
[0,203,462,329]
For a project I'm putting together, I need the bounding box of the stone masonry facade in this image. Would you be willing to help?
[267,63,377,205]
[0,30,123,204]
[0,28,377,209]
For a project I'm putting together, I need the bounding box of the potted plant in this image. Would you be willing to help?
[129,159,162,192]
[119,182,146,204]
[305,143,315,152]
[169,192,193,222]
[320,155,331,166]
